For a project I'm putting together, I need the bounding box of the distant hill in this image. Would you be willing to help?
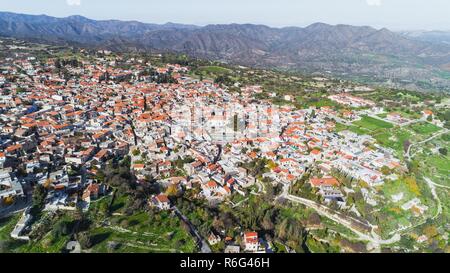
[400,30,450,46]
[1,11,449,92]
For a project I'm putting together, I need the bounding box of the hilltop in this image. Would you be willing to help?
[1,11,450,92]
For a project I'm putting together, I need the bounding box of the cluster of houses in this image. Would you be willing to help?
[1,43,407,214]
[214,231,267,253]
[329,93,376,108]
[0,39,421,252]
[130,77,408,213]
[0,168,24,205]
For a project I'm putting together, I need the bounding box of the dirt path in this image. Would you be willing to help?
[424,177,443,220]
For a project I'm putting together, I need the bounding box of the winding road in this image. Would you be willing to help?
[426,179,450,190]
[424,177,443,220]
[406,129,449,160]
[278,183,401,252]
[389,176,446,236]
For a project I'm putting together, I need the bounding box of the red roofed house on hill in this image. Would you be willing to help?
[152,194,171,210]
[82,183,100,202]
[310,177,340,187]
[243,231,260,252]
[0,152,5,168]
[309,177,344,203]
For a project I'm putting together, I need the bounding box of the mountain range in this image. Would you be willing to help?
[400,30,450,46]
[1,11,449,91]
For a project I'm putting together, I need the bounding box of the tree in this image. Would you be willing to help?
[99,201,110,216]
[52,220,72,238]
[307,212,321,227]
[2,196,14,206]
[95,169,105,182]
[276,218,289,240]
[73,207,91,233]
[165,184,179,197]
[0,240,11,253]
[329,199,340,210]
[261,210,275,231]
[407,160,420,173]
[107,241,121,252]
[143,96,149,111]
[77,232,92,249]
[30,184,47,216]
[380,166,391,175]
[233,114,238,132]
[215,74,235,86]
[120,219,130,228]
[275,218,307,252]
[399,235,415,250]
[423,225,439,238]
[403,140,411,153]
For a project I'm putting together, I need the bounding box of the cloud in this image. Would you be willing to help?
[366,0,382,6]
[66,0,81,6]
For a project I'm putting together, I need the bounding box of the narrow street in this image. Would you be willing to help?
[0,197,32,219]
[172,206,212,253]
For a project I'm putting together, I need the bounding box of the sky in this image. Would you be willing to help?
[0,0,449,31]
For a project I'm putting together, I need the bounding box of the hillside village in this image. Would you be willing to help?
[0,38,449,253]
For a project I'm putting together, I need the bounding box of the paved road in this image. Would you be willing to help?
[406,129,449,160]
[172,206,212,253]
[0,198,31,219]
[427,180,450,190]
[257,180,266,194]
[278,183,400,252]
[229,197,249,208]
[424,177,443,220]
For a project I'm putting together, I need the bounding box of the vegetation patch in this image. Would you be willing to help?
[409,122,441,135]
[353,116,394,131]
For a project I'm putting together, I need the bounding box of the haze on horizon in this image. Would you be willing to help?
[0,0,449,31]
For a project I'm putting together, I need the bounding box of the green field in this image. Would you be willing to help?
[197,66,231,75]
[381,177,422,202]
[349,125,371,135]
[348,116,421,158]
[353,116,394,131]
[414,150,450,187]
[0,213,70,253]
[89,211,196,253]
[0,214,21,243]
[347,117,443,160]
[374,175,439,237]
[408,122,441,135]
[1,203,196,253]
[372,129,412,158]
[334,122,349,132]
[426,155,450,186]
[308,98,341,108]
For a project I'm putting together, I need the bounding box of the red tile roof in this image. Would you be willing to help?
[310,177,339,187]
[244,232,258,244]
[156,194,169,203]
